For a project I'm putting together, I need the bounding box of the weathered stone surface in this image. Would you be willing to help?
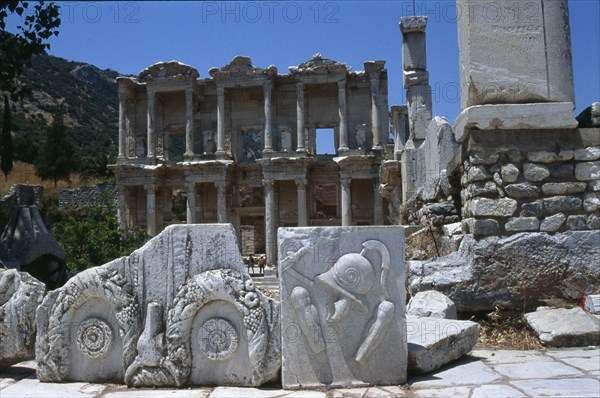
[540,214,566,232]
[551,163,575,179]
[469,151,499,165]
[584,193,600,212]
[406,315,479,374]
[505,217,540,233]
[588,215,600,230]
[521,201,543,217]
[0,269,46,368]
[410,232,600,311]
[575,161,600,181]
[465,181,497,200]
[505,183,540,198]
[500,164,519,183]
[36,224,280,387]
[543,196,582,214]
[525,307,600,347]
[590,180,600,192]
[527,150,573,163]
[407,291,457,319]
[523,163,551,182]
[470,198,517,217]
[424,117,460,180]
[454,103,578,143]
[583,295,600,315]
[470,219,499,236]
[574,147,600,161]
[279,226,407,389]
[567,215,588,231]
[457,0,574,108]
[541,182,587,195]
[466,165,490,182]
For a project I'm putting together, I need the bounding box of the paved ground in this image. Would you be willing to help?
[1,348,598,397]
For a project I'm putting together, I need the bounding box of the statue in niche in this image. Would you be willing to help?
[203,131,215,154]
[355,124,367,149]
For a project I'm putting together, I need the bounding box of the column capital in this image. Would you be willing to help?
[337,79,346,89]
[144,184,157,192]
[262,179,274,189]
[216,85,225,96]
[295,178,308,188]
[340,175,351,186]
[213,180,226,189]
[296,81,304,90]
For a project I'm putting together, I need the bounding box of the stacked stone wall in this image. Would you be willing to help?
[58,184,117,210]
[461,129,600,236]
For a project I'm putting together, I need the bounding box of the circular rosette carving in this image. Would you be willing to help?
[77,318,113,358]
[198,318,238,361]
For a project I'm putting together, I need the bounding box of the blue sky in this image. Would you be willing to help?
[8,0,600,122]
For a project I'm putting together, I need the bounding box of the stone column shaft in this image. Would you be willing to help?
[186,183,196,224]
[338,80,348,152]
[215,181,227,223]
[296,179,308,227]
[370,77,382,150]
[185,87,194,157]
[263,81,273,152]
[216,85,226,157]
[373,180,383,225]
[263,179,276,265]
[117,186,127,230]
[145,184,157,236]
[147,90,156,158]
[340,176,352,226]
[118,96,127,158]
[296,82,305,153]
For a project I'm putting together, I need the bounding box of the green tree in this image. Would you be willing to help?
[51,196,148,272]
[1,1,61,99]
[34,104,78,187]
[1,95,13,180]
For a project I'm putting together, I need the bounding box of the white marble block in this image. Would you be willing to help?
[279,226,407,389]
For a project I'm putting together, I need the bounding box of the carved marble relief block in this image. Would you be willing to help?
[278,226,407,389]
[36,224,280,387]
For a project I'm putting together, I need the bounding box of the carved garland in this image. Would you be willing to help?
[36,266,141,381]
[165,269,271,387]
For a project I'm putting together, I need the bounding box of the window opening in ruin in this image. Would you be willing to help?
[314,185,337,219]
[316,128,335,155]
[241,130,263,162]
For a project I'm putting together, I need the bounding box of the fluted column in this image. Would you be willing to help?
[296,82,305,153]
[186,182,196,224]
[263,179,276,265]
[145,184,157,236]
[215,181,227,223]
[296,178,308,227]
[370,76,382,150]
[184,87,194,157]
[147,90,156,158]
[340,175,352,226]
[373,179,383,225]
[338,79,348,152]
[216,85,226,158]
[263,81,273,152]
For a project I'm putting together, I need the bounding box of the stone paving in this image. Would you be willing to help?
[1,348,598,397]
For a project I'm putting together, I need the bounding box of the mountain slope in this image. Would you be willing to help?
[4,51,122,164]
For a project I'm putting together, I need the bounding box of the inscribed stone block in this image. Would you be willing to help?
[279,226,407,389]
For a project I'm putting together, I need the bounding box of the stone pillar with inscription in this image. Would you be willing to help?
[216,85,226,159]
[186,183,196,224]
[215,181,227,223]
[296,179,308,227]
[457,0,574,108]
[263,179,277,265]
[296,82,306,153]
[263,81,273,153]
[340,175,352,226]
[145,184,157,236]
[184,87,195,157]
[338,79,348,153]
[147,89,156,159]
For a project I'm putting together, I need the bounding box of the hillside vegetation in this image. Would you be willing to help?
[2,50,122,166]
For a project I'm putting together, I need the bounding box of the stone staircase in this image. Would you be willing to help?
[252,275,280,300]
